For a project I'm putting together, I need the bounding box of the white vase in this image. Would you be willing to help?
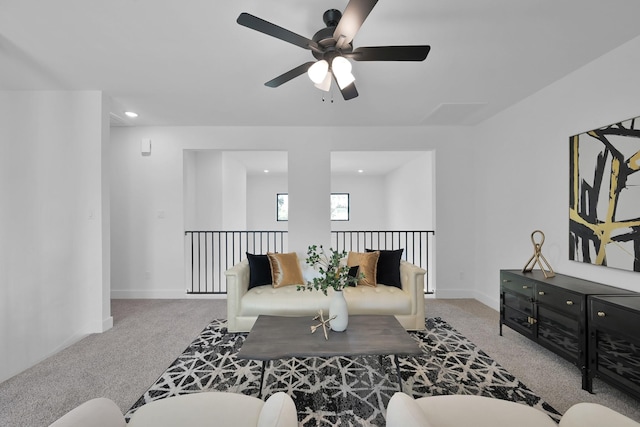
[329,290,349,332]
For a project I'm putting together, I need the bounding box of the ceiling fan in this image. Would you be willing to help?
[237,0,431,100]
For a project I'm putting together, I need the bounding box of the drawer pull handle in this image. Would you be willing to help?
[597,311,606,317]
[522,285,529,289]
[502,279,511,283]
[538,291,545,296]
[566,300,574,306]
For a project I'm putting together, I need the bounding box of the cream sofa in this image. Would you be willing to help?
[385,393,640,427]
[225,259,426,333]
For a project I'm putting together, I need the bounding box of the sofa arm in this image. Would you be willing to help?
[399,261,426,328]
[225,259,250,333]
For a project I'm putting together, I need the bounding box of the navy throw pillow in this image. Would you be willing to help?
[246,252,272,289]
[365,248,404,288]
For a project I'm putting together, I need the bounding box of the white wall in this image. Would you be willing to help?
[386,152,434,230]
[109,126,474,298]
[246,173,288,231]
[194,150,223,230]
[0,90,111,383]
[471,35,640,309]
[330,174,387,231]
[221,153,246,230]
[183,150,197,230]
[245,164,424,232]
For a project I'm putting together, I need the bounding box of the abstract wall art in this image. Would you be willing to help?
[569,116,640,272]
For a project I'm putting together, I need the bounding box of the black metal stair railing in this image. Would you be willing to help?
[184,230,434,294]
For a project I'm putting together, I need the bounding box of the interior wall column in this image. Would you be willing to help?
[287,144,331,252]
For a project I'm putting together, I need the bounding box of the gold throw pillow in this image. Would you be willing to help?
[267,252,305,288]
[347,251,380,287]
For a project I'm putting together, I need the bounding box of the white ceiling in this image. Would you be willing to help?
[3,0,640,127]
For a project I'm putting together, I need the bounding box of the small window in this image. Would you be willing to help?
[330,193,349,221]
[276,193,350,221]
[276,193,289,221]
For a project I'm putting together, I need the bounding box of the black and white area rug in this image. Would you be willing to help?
[127,318,561,426]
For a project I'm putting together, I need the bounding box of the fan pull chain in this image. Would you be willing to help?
[321,89,335,103]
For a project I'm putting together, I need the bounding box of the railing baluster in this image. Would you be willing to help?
[184,229,433,294]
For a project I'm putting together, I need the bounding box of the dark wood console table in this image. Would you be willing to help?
[499,269,633,391]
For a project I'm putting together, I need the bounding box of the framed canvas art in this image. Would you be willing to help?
[569,115,640,272]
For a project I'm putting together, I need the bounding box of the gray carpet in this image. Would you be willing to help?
[0,298,638,426]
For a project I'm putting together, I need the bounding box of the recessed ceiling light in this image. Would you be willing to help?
[124,111,138,118]
[357,169,364,173]
[264,169,269,173]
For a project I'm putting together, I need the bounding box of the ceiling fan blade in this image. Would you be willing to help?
[237,13,320,51]
[333,72,359,100]
[264,62,315,88]
[348,45,431,61]
[333,0,378,49]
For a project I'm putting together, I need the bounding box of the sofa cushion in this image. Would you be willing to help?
[413,395,556,427]
[267,252,305,288]
[347,251,380,287]
[366,248,403,288]
[246,253,272,289]
[127,392,264,426]
[240,285,411,317]
[343,285,411,315]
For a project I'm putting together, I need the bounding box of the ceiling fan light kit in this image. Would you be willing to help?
[237,0,430,101]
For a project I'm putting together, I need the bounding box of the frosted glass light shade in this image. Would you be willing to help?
[332,56,351,74]
[331,57,355,89]
[308,60,329,84]
[314,72,332,91]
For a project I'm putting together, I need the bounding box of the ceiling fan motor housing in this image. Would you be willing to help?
[323,9,342,27]
[312,9,352,61]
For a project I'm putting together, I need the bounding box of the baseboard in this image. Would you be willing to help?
[432,288,472,299]
[1,331,89,384]
[111,289,226,299]
[474,291,499,311]
[102,316,114,332]
[430,289,499,312]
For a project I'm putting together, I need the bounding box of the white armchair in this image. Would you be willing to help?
[385,392,640,427]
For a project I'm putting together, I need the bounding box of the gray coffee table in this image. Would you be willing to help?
[236,314,423,397]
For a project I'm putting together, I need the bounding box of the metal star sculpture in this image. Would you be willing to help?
[310,310,336,340]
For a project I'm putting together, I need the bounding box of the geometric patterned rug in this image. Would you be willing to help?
[126,317,561,426]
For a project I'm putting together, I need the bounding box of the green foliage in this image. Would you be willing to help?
[297,245,361,296]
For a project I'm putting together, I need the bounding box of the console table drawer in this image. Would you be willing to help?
[590,300,640,331]
[501,278,534,298]
[536,283,582,316]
